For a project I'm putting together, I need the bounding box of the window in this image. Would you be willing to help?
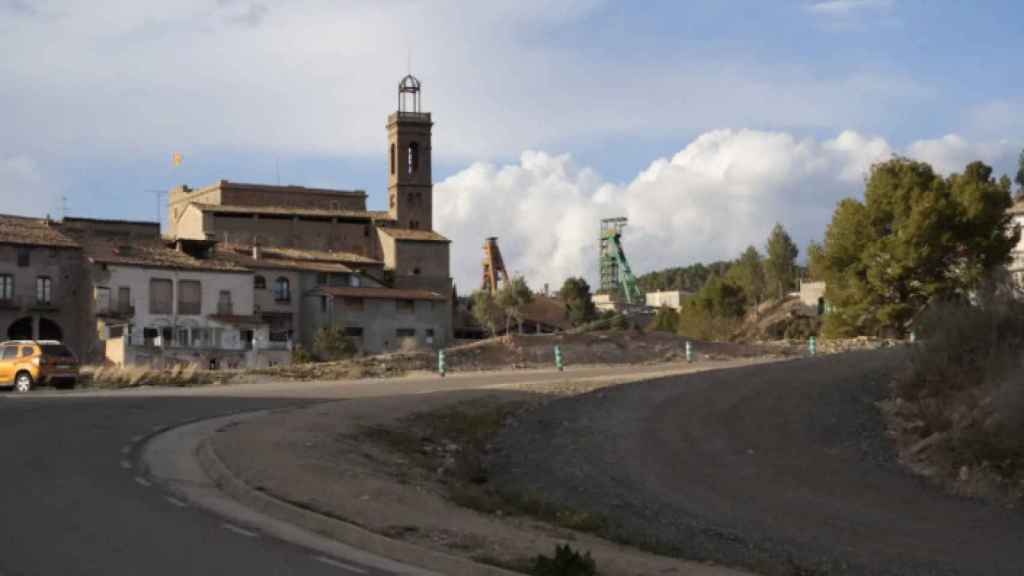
[425,328,435,338]
[109,325,124,339]
[17,247,30,267]
[344,326,363,338]
[0,274,13,301]
[316,273,329,285]
[254,275,266,290]
[390,143,395,175]
[190,328,210,348]
[36,276,52,304]
[218,290,233,315]
[95,286,111,312]
[272,277,290,302]
[396,328,416,338]
[349,275,360,288]
[118,286,131,313]
[150,278,173,314]
[407,141,419,175]
[178,281,202,315]
[178,280,202,315]
[20,346,33,357]
[143,327,159,340]
[2,346,17,360]
[344,297,364,311]
[397,299,415,314]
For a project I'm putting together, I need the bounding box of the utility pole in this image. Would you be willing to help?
[148,189,167,232]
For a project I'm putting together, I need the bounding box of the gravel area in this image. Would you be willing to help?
[489,349,1024,576]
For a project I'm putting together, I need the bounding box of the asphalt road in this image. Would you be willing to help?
[0,361,737,576]
[490,350,1024,576]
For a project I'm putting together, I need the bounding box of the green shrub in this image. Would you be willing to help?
[532,544,597,576]
[898,280,1024,476]
[651,306,679,332]
[291,344,314,364]
[609,312,628,331]
[313,326,357,361]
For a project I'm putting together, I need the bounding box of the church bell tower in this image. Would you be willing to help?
[387,75,433,230]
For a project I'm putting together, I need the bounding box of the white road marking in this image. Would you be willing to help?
[221,523,258,538]
[134,476,151,487]
[120,460,132,470]
[314,556,368,574]
[165,496,187,508]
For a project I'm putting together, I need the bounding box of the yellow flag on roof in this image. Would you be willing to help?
[172,152,183,167]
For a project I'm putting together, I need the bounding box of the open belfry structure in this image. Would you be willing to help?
[158,75,452,357]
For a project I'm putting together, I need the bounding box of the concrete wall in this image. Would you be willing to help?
[393,241,448,278]
[645,290,689,311]
[0,244,88,359]
[220,187,365,211]
[305,295,450,353]
[799,281,827,312]
[209,214,376,255]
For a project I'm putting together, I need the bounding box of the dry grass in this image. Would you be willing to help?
[81,363,213,388]
[889,289,1024,503]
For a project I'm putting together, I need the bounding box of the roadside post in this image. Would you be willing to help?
[685,341,693,363]
[809,336,817,356]
[438,350,446,377]
[909,331,916,344]
[554,345,564,372]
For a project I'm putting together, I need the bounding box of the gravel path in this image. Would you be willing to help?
[489,349,1024,576]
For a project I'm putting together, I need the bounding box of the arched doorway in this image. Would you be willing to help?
[39,318,62,340]
[7,317,32,340]
[6,316,63,341]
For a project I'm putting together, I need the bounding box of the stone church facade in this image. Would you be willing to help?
[164,75,453,354]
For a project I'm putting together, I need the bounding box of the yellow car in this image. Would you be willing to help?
[0,340,79,393]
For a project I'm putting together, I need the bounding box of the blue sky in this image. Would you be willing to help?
[2,1,1023,287]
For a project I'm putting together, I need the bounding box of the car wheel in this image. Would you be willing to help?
[14,371,33,393]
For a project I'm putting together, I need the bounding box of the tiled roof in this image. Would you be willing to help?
[214,244,381,273]
[0,215,80,248]
[317,286,447,301]
[377,227,450,242]
[192,203,390,221]
[83,239,249,272]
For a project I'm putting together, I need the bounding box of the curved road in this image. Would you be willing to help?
[0,361,740,576]
[492,350,1024,576]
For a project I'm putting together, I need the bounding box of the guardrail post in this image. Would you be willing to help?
[554,345,564,372]
[437,350,446,377]
[685,341,693,363]
[809,336,817,356]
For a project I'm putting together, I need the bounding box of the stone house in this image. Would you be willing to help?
[0,215,88,357]
[59,217,285,369]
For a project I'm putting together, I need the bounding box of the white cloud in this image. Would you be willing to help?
[906,134,1019,176]
[0,0,927,163]
[436,130,1019,292]
[806,0,893,17]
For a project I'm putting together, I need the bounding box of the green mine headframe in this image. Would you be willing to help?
[599,217,642,305]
